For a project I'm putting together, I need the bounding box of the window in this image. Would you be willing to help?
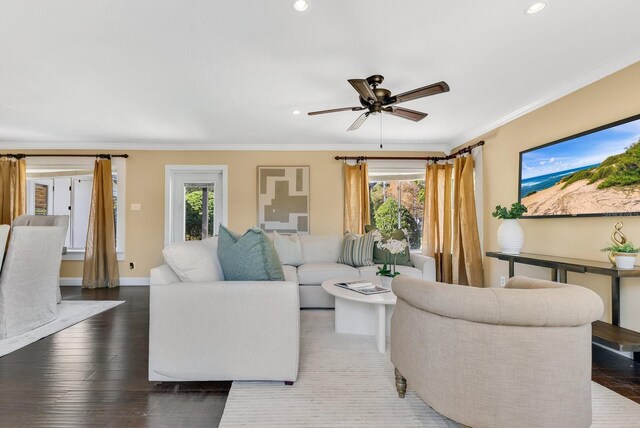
[25,157,126,260]
[367,161,426,250]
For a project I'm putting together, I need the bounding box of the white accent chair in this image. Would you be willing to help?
[0,215,69,339]
[391,275,604,428]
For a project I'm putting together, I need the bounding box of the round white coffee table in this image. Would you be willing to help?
[321,278,396,353]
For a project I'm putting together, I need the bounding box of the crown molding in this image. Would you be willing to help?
[448,47,640,151]
[0,140,451,153]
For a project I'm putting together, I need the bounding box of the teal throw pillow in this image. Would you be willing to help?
[337,231,375,267]
[364,225,413,267]
[217,225,285,281]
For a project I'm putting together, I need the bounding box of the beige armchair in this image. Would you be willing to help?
[391,275,604,428]
[0,215,68,338]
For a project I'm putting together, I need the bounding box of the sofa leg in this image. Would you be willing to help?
[284,381,294,386]
[394,368,406,398]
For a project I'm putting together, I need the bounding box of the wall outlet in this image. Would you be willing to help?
[499,276,506,287]
[129,262,135,270]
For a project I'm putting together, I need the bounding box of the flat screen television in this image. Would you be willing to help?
[518,113,640,218]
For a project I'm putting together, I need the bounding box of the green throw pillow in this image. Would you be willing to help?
[217,225,285,281]
[337,231,376,267]
[364,225,413,267]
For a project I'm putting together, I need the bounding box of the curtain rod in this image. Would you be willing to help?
[0,153,129,159]
[334,140,484,162]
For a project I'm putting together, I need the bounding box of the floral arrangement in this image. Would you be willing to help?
[371,229,410,278]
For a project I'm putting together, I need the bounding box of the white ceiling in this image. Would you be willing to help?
[1,0,640,153]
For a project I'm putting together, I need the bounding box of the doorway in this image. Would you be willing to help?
[164,166,228,246]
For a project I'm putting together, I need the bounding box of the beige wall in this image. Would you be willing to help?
[458,61,640,332]
[55,150,439,279]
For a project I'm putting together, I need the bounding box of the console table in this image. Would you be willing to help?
[486,251,640,361]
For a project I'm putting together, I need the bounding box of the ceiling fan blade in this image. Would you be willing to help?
[391,81,450,104]
[348,79,376,104]
[347,112,370,131]
[383,106,428,122]
[308,106,365,116]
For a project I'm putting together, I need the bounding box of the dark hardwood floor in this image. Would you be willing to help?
[592,343,640,404]
[1,287,639,427]
[0,287,230,428]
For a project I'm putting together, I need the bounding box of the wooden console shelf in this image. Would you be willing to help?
[486,251,640,361]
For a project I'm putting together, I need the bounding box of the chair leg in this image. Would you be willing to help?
[394,368,406,398]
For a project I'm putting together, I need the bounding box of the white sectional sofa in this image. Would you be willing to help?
[148,233,435,382]
[288,235,436,308]
[151,234,437,309]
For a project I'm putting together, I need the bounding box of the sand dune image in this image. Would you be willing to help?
[522,179,640,216]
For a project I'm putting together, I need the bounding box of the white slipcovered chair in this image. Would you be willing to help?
[0,215,69,338]
[11,215,69,303]
[0,224,9,267]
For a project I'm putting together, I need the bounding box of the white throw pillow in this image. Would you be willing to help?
[273,231,304,266]
[162,237,224,282]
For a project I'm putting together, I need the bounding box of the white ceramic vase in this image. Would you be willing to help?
[379,275,394,289]
[497,219,524,255]
[614,253,637,270]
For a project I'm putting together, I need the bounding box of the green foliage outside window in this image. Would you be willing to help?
[185,188,215,240]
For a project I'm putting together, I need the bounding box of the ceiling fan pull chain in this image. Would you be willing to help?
[379,114,383,149]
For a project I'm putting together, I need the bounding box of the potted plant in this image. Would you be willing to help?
[600,242,640,269]
[371,229,410,287]
[492,202,528,255]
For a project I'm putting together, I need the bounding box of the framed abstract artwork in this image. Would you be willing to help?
[257,166,310,233]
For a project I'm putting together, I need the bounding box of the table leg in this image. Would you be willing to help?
[551,268,558,282]
[559,270,567,283]
[612,277,620,326]
[375,304,385,353]
[508,260,514,278]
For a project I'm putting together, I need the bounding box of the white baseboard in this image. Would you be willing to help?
[60,277,150,286]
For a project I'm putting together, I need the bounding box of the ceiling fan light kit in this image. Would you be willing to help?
[308,75,450,131]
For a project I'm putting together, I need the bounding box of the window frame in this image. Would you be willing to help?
[367,160,426,252]
[25,157,126,261]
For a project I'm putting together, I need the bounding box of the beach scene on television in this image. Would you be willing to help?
[520,116,640,217]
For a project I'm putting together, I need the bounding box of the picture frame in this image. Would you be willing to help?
[257,166,310,233]
[518,112,640,218]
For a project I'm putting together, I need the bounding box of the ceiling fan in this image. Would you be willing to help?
[308,75,450,131]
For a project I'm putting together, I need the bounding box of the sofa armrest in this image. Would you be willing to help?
[149,280,300,382]
[409,253,436,281]
[150,264,180,285]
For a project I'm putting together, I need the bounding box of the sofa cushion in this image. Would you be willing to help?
[297,262,359,285]
[162,237,224,282]
[337,232,375,267]
[273,232,304,266]
[282,264,298,283]
[365,225,412,266]
[217,226,285,281]
[299,235,342,263]
[357,265,422,280]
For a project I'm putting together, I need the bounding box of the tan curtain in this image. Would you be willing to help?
[0,157,26,224]
[82,158,120,288]
[423,157,484,286]
[343,162,370,234]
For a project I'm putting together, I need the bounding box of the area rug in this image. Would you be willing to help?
[0,300,124,357]
[220,310,640,427]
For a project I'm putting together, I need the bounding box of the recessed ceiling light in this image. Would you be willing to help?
[292,110,301,115]
[292,0,309,12]
[525,2,547,15]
